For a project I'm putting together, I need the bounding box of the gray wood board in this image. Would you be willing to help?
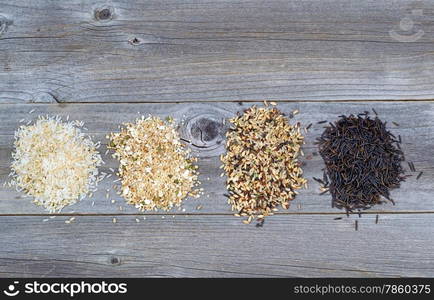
[0,102,432,214]
[1,0,434,103]
[0,214,433,277]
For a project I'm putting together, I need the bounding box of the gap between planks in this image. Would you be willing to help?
[2,211,434,217]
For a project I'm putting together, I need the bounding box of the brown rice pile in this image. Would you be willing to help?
[221,105,306,223]
[10,116,103,212]
[108,116,200,211]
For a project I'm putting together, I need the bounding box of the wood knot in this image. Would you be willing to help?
[110,256,121,265]
[182,113,227,155]
[0,15,12,37]
[128,37,142,46]
[192,118,221,142]
[94,6,114,21]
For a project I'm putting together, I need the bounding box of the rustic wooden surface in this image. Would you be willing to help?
[1,0,434,278]
[0,0,434,103]
[1,214,433,278]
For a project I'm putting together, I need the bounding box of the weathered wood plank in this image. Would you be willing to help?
[1,0,434,103]
[0,102,432,214]
[0,214,433,277]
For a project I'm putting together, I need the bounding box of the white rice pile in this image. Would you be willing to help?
[10,116,103,212]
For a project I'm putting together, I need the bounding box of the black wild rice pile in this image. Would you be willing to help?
[317,112,406,212]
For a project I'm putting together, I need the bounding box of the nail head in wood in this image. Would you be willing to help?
[110,256,121,265]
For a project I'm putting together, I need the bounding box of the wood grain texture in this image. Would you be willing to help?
[1,0,434,278]
[0,102,433,214]
[1,214,433,277]
[1,0,434,103]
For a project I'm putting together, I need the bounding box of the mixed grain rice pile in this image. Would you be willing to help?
[221,105,306,223]
[108,116,200,211]
[10,116,103,212]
